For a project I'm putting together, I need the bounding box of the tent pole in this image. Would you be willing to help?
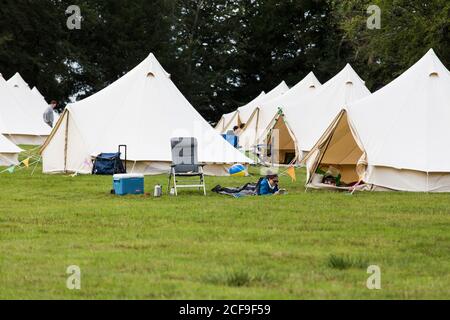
[307,112,343,186]
[63,112,70,173]
[254,108,260,149]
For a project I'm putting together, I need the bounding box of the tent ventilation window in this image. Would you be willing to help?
[345,81,353,85]
[147,72,155,78]
[429,72,439,77]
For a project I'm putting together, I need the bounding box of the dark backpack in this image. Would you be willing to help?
[92,152,126,175]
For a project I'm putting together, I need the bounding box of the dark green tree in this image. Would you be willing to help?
[170,0,344,122]
[0,0,448,122]
[0,0,71,108]
[332,0,450,90]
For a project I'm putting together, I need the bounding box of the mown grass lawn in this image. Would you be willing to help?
[0,147,449,299]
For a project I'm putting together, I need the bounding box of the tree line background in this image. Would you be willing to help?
[0,0,448,123]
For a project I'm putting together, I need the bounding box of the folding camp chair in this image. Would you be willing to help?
[168,137,206,196]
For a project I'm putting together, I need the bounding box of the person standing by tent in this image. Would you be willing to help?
[43,100,57,128]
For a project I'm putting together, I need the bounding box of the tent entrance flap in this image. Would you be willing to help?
[265,115,297,165]
[310,112,363,185]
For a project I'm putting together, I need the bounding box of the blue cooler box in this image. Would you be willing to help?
[113,174,144,195]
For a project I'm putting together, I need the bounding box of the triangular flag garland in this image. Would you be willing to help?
[83,158,93,168]
[0,155,42,174]
[286,166,296,182]
[22,158,30,168]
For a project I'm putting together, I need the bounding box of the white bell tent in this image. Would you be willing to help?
[237,81,289,125]
[238,72,322,158]
[0,133,22,167]
[40,53,253,175]
[305,49,450,192]
[281,64,371,159]
[31,86,46,102]
[214,110,241,134]
[214,82,289,135]
[214,91,266,134]
[0,74,50,145]
[7,73,49,120]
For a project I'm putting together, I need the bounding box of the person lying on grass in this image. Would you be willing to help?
[212,174,284,197]
[259,174,280,196]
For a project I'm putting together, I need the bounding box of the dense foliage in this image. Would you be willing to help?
[0,0,448,121]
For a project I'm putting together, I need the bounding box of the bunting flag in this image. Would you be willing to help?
[22,158,30,168]
[7,166,15,174]
[286,166,296,182]
[83,158,93,168]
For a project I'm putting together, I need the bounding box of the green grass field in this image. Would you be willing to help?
[0,146,449,299]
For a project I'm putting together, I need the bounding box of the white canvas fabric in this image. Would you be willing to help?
[214,82,289,135]
[41,53,253,176]
[214,92,265,134]
[305,49,450,192]
[31,86,46,102]
[239,72,322,151]
[7,73,49,117]
[7,72,28,89]
[214,110,240,133]
[283,64,371,153]
[348,49,450,173]
[234,82,289,152]
[7,73,53,137]
[0,133,22,166]
[236,91,267,125]
[0,75,50,145]
[238,82,289,124]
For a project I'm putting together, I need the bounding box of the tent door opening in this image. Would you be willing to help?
[265,116,297,165]
[310,112,363,188]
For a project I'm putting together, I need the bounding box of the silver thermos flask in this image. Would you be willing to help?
[154,184,162,197]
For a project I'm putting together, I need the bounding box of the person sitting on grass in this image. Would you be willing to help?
[258,174,280,196]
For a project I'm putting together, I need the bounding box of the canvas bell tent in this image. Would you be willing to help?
[232,82,289,154]
[0,74,51,145]
[7,73,50,122]
[41,53,253,176]
[239,72,321,160]
[262,64,371,163]
[0,133,22,167]
[304,49,450,192]
[214,109,242,134]
[238,82,289,125]
[31,86,46,102]
[214,82,289,135]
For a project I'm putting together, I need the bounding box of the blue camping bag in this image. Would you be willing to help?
[92,151,126,175]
